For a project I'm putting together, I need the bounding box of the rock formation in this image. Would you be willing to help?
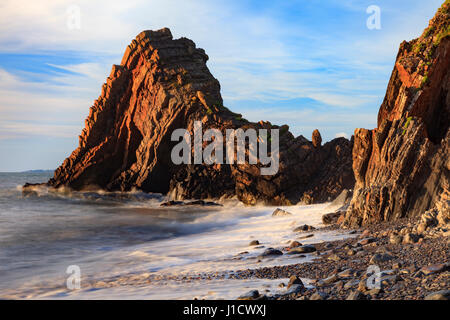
[312,129,322,148]
[343,2,450,226]
[38,28,354,205]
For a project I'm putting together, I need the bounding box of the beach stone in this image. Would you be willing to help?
[286,284,303,295]
[358,237,376,245]
[272,208,292,217]
[327,253,341,261]
[289,241,302,248]
[389,233,403,244]
[322,211,342,225]
[293,224,316,232]
[310,292,328,300]
[344,279,360,289]
[322,274,339,285]
[287,275,304,289]
[421,263,449,275]
[259,248,283,258]
[360,229,371,238]
[370,253,395,264]
[287,244,316,254]
[249,240,260,246]
[238,290,261,300]
[403,233,420,244]
[324,243,334,249]
[297,234,314,240]
[424,290,450,300]
[338,268,354,278]
[346,290,366,300]
[358,280,367,292]
[367,288,381,296]
[335,280,344,290]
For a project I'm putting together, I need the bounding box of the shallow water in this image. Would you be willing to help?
[0,172,353,299]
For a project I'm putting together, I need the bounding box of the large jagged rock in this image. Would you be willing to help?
[35,28,354,205]
[343,3,450,226]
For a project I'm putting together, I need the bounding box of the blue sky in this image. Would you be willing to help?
[0,0,444,171]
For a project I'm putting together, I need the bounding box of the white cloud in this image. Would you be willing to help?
[335,132,350,139]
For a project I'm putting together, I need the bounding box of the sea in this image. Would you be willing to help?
[0,171,353,299]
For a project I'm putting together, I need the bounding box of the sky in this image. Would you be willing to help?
[0,0,444,171]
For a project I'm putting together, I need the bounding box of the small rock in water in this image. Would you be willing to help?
[237,290,261,300]
[324,243,334,249]
[322,211,342,225]
[287,275,304,289]
[289,241,302,248]
[272,208,292,217]
[249,240,260,246]
[259,248,283,258]
[297,234,314,240]
[287,244,316,254]
[293,224,316,232]
[286,284,303,295]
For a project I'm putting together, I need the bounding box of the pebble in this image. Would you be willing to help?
[272,208,292,217]
[370,253,395,264]
[259,248,283,258]
[420,263,449,275]
[346,290,366,300]
[287,245,316,254]
[310,292,328,300]
[293,224,316,232]
[424,290,450,300]
[344,279,360,289]
[327,253,341,261]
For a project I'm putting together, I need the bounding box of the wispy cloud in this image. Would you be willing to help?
[0,0,444,170]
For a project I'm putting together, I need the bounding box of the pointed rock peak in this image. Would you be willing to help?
[136,28,173,42]
[312,129,322,148]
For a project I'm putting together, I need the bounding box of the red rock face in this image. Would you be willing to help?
[44,28,355,205]
[343,3,450,226]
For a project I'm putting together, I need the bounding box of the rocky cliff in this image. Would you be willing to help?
[343,2,450,226]
[42,28,354,205]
